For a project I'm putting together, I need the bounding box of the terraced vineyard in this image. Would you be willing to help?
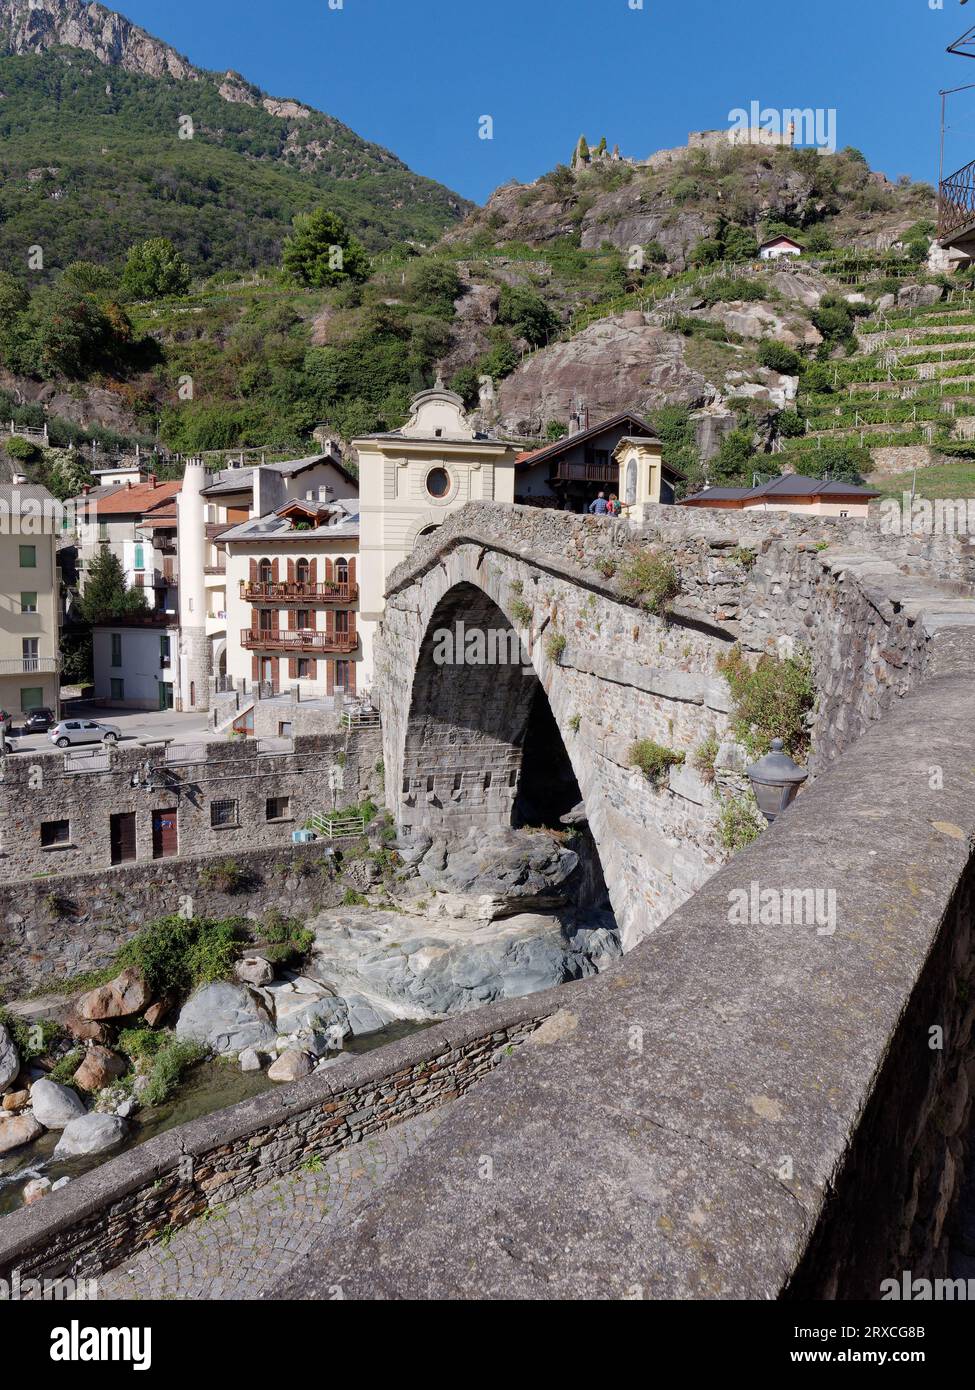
[786,290,975,494]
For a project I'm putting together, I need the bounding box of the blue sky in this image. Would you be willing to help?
[118,0,975,203]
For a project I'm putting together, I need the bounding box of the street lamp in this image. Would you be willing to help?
[746,738,808,824]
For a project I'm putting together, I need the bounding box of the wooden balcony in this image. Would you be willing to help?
[552,460,619,484]
[241,580,358,603]
[241,628,357,654]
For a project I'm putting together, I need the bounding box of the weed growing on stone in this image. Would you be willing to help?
[617,547,680,615]
[718,646,814,759]
[628,739,685,787]
[717,791,765,853]
[510,598,533,626]
[544,631,567,662]
[693,733,720,785]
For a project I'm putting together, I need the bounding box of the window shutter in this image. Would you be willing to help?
[324,557,333,583]
[288,558,295,584]
[349,609,357,644]
[251,654,259,682]
[326,660,334,696]
[348,660,357,695]
[348,557,357,591]
[309,557,317,585]
[289,657,297,679]
[271,558,279,583]
[288,608,297,631]
[249,558,257,582]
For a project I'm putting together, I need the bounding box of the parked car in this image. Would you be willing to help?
[22,707,55,734]
[49,719,121,748]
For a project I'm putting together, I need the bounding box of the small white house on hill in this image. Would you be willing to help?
[759,235,803,260]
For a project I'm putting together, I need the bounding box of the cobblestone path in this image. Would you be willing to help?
[97,1110,444,1300]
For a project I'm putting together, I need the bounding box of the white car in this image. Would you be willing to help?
[49,719,121,748]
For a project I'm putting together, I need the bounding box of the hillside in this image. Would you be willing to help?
[0,0,469,270]
[2,104,966,504]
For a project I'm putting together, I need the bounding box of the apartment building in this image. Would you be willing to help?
[176,450,357,710]
[221,497,361,700]
[0,483,61,720]
[76,474,181,610]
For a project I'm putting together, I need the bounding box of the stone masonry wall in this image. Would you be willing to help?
[0,999,555,1285]
[0,729,381,880]
[0,840,352,996]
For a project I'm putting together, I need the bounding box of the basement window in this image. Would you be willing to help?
[41,819,70,848]
[210,799,239,829]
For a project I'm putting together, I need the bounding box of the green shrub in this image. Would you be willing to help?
[629,739,685,786]
[198,859,250,894]
[595,556,616,578]
[732,546,757,570]
[117,1027,165,1064]
[4,434,40,462]
[342,889,370,907]
[49,1047,85,1084]
[718,646,814,758]
[758,341,803,375]
[618,548,680,614]
[115,915,244,999]
[510,598,534,625]
[0,1007,62,1062]
[718,792,765,852]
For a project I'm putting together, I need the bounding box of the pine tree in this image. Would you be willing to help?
[81,547,148,624]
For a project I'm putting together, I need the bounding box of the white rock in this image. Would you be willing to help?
[30,1078,86,1130]
[239,1048,264,1073]
[54,1113,128,1159]
[267,1050,313,1083]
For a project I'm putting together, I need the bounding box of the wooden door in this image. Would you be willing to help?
[110,812,137,865]
[151,809,178,859]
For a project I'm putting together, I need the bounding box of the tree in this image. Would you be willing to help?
[406,260,462,317]
[546,419,568,440]
[711,428,756,485]
[81,548,148,624]
[722,224,759,262]
[496,285,559,346]
[121,238,191,299]
[282,210,370,288]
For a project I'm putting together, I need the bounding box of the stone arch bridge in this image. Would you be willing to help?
[376,500,975,949]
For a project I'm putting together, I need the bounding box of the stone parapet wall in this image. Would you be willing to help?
[0,997,557,1284]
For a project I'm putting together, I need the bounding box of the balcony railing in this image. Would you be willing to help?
[241,628,357,654]
[241,580,358,603]
[0,656,60,674]
[552,460,619,484]
[939,158,975,240]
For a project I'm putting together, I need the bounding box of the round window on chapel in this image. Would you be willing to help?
[426,467,451,499]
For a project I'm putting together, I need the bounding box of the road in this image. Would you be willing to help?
[1,701,212,756]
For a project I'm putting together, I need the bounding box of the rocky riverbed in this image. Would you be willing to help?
[0,825,620,1213]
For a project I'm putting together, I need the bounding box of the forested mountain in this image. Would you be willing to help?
[0,0,469,272]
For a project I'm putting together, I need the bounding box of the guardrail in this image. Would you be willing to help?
[308,812,367,839]
[940,158,975,240]
[0,657,60,675]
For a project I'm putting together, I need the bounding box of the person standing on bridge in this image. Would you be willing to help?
[588,492,608,516]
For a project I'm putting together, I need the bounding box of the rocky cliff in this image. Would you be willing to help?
[0,0,197,79]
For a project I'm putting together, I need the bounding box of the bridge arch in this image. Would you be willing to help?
[378,545,630,934]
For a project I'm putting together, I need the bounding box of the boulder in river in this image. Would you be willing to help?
[175,982,276,1057]
[0,1113,43,1155]
[54,1113,128,1159]
[267,1050,313,1083]
[73,1046,128,1093]
[30,1078,86,1130]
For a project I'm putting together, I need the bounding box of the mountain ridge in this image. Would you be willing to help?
[0,0,470,267]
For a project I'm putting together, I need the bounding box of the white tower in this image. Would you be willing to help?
[176,456,209,711]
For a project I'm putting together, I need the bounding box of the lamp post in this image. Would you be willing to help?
[745,738,808,824]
